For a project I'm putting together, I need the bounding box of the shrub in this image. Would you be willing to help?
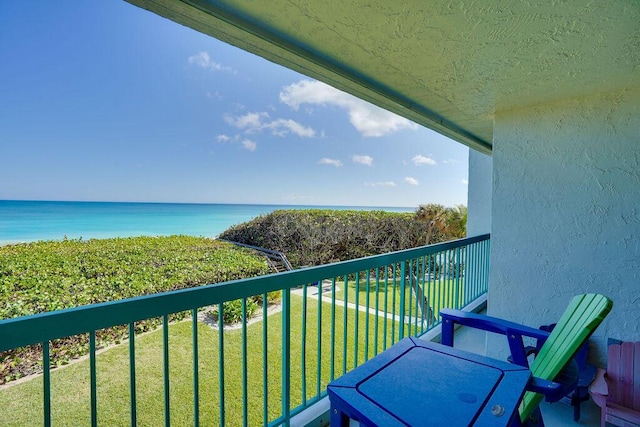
[0,235,272,384]
[219,208,465,268]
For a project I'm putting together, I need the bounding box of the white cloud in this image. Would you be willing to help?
[280,80,418,137]
[188,51,234,73]
[319,158,343,167]
[365,181,396,187]
[352,155,373,166]
[462,179,469,185]
[224,112,315,137]
[242,139,257,151]
[412,154,437,166]
[224,112,268,131]
[404,177,419,185]
[266,119,316,137]
[442,159,459,165]
[216,133,256,151]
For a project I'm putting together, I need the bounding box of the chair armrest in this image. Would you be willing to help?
[527,377,565,402]
[440,308,550,367]
[588,367,608,396]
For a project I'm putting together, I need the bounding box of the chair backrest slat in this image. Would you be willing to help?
[621,342,635,408]
[519,294,613,422]
[608,343,623,405]
[608,341,640,410]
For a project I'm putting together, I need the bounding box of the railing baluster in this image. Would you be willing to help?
[427,255,433,326]
[444,250,450,310]
[129,322,137,426]
[402,259,413,336]
[301,284,307,403]
[462,246,468,305]
[163,314,170,427]
[89,331,98,427]
[374,268,380,356]
[242,298,248,426]
[399,262,406,340]
[262,292,268,427]
[281,288,291,427]
[478,240,482,294]
[453,247,460,308]
[353,271,360,368]
[485,240,491,295]
[468,243,474,299]
[458,246,464,305]
[383,266,389,350]
[43,341,51,427]
[342,276,348,375]
[436,252,446,318]
[316,280,322,398]
[459,247,464,306]
[218,303,225,427]
[476,241,482,298]
[391,264,397,345]
[330,277,336,382]
[418,257,424,332]
[364,269,370,361]
[191,310,199,427]
[449,249,454,307]
[471,243,476,301]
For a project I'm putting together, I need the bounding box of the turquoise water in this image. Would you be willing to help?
[0,200,415,245]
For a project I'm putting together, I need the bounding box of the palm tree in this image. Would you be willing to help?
[446,204,467,239]
[412,204,467,325]
[415,203,448,244]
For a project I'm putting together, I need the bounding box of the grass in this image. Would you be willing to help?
[0,294,400,427]
[332,276,466,321]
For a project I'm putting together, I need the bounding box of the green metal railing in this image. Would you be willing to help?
[0,234,489,426]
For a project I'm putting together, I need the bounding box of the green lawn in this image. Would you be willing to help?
[0,295,399,427]
[332,276,466,321]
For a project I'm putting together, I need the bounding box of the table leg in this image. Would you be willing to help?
[330,404,351,427]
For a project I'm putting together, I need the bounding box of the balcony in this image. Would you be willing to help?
[1,234,493,426]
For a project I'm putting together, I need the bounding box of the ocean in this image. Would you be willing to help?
[0,200,415,245]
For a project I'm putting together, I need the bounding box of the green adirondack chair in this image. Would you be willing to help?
[441,293,613,426]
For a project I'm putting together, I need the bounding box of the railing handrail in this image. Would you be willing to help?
[218,239,294,271]
[0,234,489,352]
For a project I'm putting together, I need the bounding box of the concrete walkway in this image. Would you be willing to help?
[290,282,430,328]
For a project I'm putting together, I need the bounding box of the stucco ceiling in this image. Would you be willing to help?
[128,0,640,154]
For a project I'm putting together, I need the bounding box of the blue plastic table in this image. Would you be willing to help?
[327,337,531,426]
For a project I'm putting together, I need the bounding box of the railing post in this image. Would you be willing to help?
[353,271,360,367]
[129,322,137,426]
[43,341,51,427]
[218,303,225,427]
[191,311,199,427]
[242,298,248,426]
[89,331,98,427]
[399,262,406,340]
[163,315,170,427]
[262,293,269,427]
[281,287,291,427]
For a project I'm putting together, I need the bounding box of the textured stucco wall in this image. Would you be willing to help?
[467,150,493,237]
[487,88,640,363]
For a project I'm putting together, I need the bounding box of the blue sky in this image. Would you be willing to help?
[0,1,468,208]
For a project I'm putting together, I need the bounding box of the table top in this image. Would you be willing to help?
[327,337,531,426]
